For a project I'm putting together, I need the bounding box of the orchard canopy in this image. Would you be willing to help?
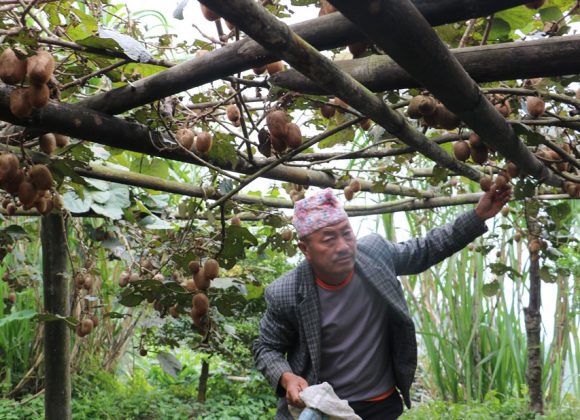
[0,0,579,418]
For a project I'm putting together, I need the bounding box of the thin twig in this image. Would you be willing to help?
[60,59,131,90]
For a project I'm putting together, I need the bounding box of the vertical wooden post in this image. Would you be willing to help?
[41,213,71,420]
[197,359,209,403]
[524,201,543,414]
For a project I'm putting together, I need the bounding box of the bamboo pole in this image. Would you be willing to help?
[41,213,71,420]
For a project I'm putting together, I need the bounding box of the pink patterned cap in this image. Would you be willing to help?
[292,188,349,238]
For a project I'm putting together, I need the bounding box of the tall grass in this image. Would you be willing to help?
[385,202,579,406]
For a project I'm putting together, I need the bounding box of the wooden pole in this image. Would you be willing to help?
[524,200,544,414]
[271,36,580,94]
[41,213,71,420]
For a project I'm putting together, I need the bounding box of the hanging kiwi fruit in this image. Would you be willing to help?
[0,48,27,85]
[195,132,213,154]
[176,128,195,151]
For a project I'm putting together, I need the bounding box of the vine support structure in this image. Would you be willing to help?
[41,213,71,420]
[524,199,544,414]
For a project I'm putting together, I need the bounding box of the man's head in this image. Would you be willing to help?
[292,189,356,282]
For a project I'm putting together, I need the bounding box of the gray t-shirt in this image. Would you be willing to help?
[317,270,395,401]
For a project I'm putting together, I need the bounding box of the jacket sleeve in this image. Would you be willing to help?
[388,209,487,276]
[253,284,297,397]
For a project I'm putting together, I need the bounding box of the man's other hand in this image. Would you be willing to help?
[280,372,309,408]
[475,183,512,221]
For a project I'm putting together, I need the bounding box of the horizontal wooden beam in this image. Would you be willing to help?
[75,0,529,116]
[271,36,580,94]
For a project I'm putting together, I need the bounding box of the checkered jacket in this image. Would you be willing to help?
[254,210,487,419]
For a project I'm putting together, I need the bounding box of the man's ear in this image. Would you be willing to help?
[298,240,311,261]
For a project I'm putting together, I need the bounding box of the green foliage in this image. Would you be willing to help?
[402,393,580,420]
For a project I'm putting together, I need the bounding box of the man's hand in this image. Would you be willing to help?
[475,184,512,221]
[280,372,308,408]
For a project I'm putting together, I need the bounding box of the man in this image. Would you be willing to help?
[254,185,511,419]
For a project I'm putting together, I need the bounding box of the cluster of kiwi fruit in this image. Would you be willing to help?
[319,98,372,130]
[76,313,99,338]
[73,269,100,337]
[343,178,361,201]
[407,94,460,130]
[266,109,303,152]
[185,258,219,333]
[453,132,496,165]
[1,48,55,119]
[535,145,571,172]
[478,168,514,194]
[38,132,70,155]
[0,153,61,215]
[175,128,213,154]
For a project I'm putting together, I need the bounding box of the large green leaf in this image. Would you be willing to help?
[0,309,36,328]
[63,189,93,213]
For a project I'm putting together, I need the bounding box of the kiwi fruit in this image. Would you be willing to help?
[407,96,425,119]
[348,42,368,58]
[494,174,508,190]
[0,48,27,85]
[175,128,194,151]
[0,153,19,183]
[119,271,130,287]
[525,0,545,9]
[29,83,49,108]
[200,4,220,21]
[52,193,64,210]
[35,197,49,215]
[9,88,32,119]
[188,260,201,274]
[26,50,54,86]
[252,65,267,75]
[204,258,219,280]
[230,216,241,226]
[140,258,154,272]
[82,274,93,290]
[502,162,518,178]
[432,104,460,130]
[526,96,545,118]
[129,272,140,282]
[501,206,510,217]
[320,103,336,119]
[281,230,293,241]
[195,132,213,153]
[349,179,361,193]
[6,203,16,216]
[169,305,180,318]
[479,176,492,192]
[226,104,241,123]
[29,165,53,190]
[266,61,284,75]
[270,134,287,153]
[453,141,470,162]
[266,110,289,138]
[495,101,511,117]
[470,145,488,164]
[344,185,354,201]
[194,268,210,291]
[2,169,24,194]
[39,134,57,155]
[225,20,235,31]
[359,118,372,131]
[183,279,197,292]
[192,293,209,316]
[408,95,437,119]
[285,123,302,149]
[153,273,165,282]
[18,181,37,206]
[514,232,522,242]
[80,318,94,336]
[54,134,70,147]
[468,132,482,148]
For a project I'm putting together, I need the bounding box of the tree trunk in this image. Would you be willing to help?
[197,359,210,404]
[524,203,543,415]
[41,213,71,420]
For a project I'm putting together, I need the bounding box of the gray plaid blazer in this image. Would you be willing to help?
[254,210,487,419]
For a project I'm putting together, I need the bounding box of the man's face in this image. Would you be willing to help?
[298,218,357,282]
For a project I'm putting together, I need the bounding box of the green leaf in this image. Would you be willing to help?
[489,262,521,280]
[118,292,144,307]
[63,189,93,213]
[0,309,36,328]
[539,6,564,23]
[513,179,536,200]
[539,266,556,283]
[3,225,27,240]
[319,125,355,148]
[488,18,511,41]
[157,351,182,378]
